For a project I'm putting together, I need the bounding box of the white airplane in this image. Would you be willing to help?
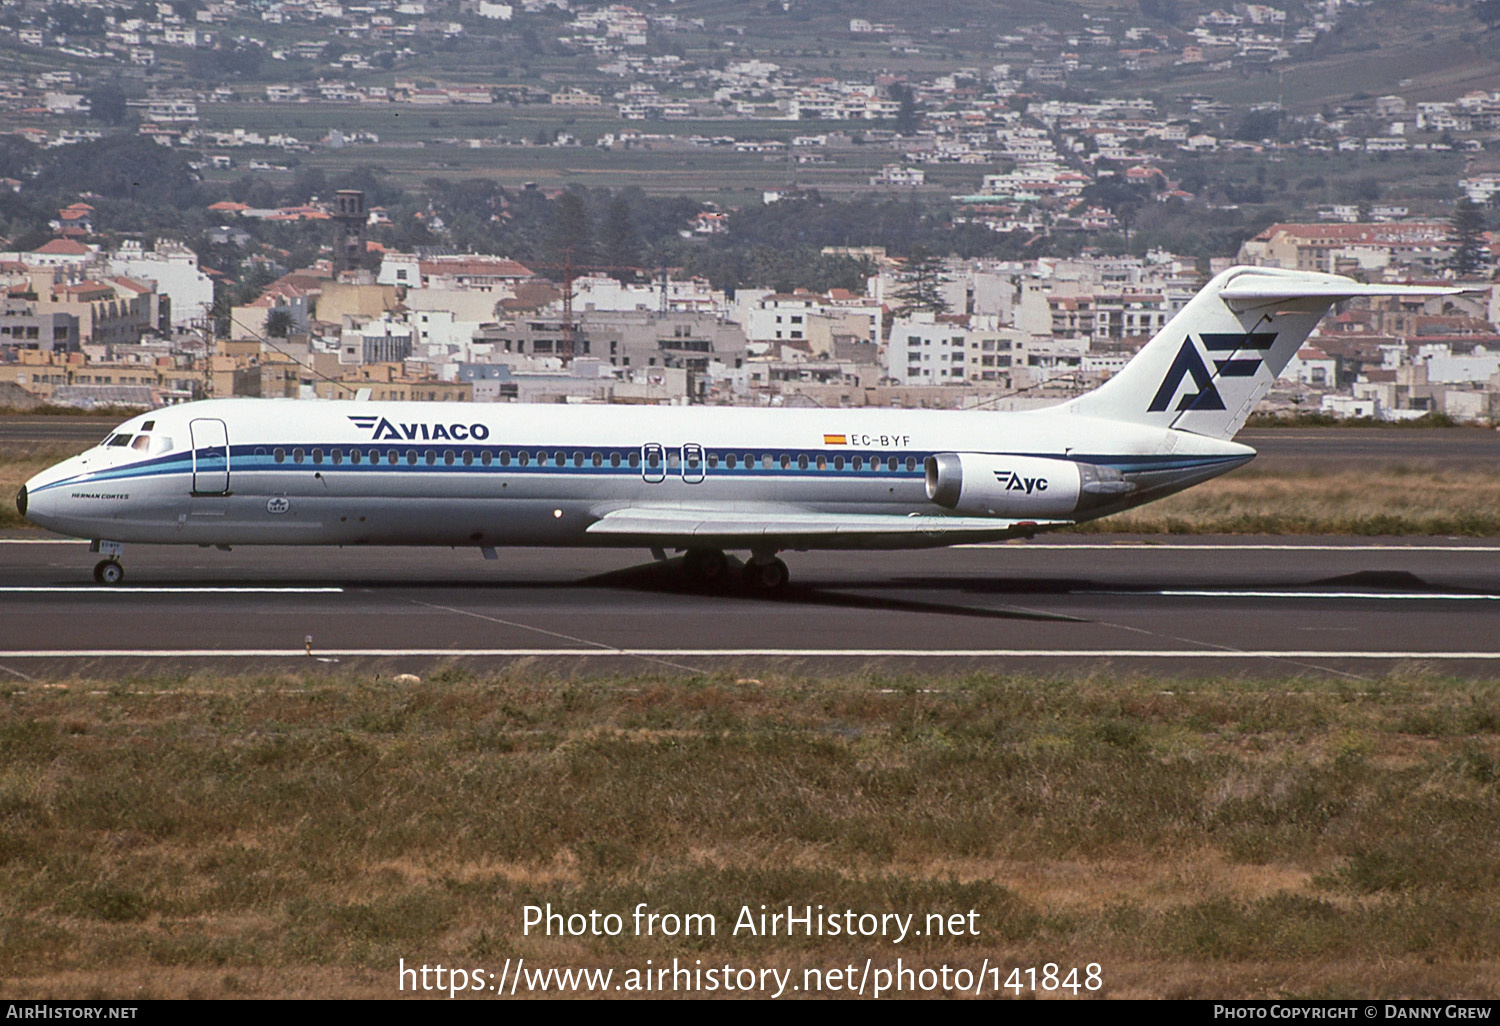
[17,267,1458,589]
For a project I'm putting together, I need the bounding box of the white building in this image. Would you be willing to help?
[107,240,215,329]
[886,312,1021,385]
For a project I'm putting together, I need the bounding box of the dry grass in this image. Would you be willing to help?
[2,668,1498,999]
[0,442,88,529]
[1080,469,1500,535]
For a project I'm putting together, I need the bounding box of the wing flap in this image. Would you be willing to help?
[587,506,1069,545]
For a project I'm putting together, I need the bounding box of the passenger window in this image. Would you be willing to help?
[762,455,773,469]
[646,451,660,468]
[707,453,718,468]
[387,450,399,465]
[458,451,468,466]
[609,452,621,468]
[667,451,680,469]
[332,450,343,465]
[351,449,362,464]
[628,452,640,468]
[312,449,323,464]
[425,450,436,465]
[726,453,738,469]
[485,451,496,467]
[780,455,791,469]
[853,455,863,470]
[293,448,304,463]
[274,448,285,463]
[833,455,844,470]
[591,452,602,467]
[555,452,566,467]
[406,451,417,465]
[573,451,584,467]
[797,455,809,470]
[518,451,530,466]
[905,456,917,472]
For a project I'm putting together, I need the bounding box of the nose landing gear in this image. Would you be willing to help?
[89,540,125,585]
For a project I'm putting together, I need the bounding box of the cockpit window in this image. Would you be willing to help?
[130,435,150,451]
[108,434,132,447]
[141,420,155,431]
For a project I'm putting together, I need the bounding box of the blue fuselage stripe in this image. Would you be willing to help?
[32,445,1245,493]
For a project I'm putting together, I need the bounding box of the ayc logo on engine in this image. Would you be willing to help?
[993,470,1048,494]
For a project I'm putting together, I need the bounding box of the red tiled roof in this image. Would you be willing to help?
[32,238,90,255]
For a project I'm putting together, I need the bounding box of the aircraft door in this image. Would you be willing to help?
[642,443,665,483]
[190,418,230,495]
[682,442,704,484]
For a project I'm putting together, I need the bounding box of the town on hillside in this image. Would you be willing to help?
[4,1,1500,421]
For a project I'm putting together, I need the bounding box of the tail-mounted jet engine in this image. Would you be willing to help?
[924,453,1133,518]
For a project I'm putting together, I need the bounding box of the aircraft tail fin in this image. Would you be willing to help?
[1060,266,1463,439]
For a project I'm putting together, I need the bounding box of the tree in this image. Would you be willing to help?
[1448,198,1489,278]
[264,308,294,339]
[889,83,920,136]
[86,83,129,125]
[546,189,593,265]
[894,244,947,315]
[600,194,641,271]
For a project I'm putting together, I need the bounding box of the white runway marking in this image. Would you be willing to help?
[0,587,344,594]
[0,539,92,544]
[3,648,1500,660]
[1101,590,1500,601]
[971,543,1500,552]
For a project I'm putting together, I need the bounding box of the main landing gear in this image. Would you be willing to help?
[677,547,789,594]
[89,540,125,585]
[741,556,789,594]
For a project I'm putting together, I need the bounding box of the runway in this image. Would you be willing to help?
[2,536,1498,678]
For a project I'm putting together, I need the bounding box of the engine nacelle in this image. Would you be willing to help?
[925,452,1128,518]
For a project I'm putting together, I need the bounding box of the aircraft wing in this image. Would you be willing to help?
[586,506,1070,549]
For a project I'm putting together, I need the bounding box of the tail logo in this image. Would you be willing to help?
[1147,332,1278,413]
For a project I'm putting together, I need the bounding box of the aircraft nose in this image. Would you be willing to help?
[15,484,25,519]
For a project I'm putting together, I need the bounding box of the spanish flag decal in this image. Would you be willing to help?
[823,434,847,445]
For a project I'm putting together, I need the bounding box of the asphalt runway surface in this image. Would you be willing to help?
[2,536,1499,678]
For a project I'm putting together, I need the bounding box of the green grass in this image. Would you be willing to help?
[1,668,1499,998]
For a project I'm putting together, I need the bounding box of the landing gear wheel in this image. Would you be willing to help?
[741,557,789,594]
[93,559,124,585]
[682,547,730,585]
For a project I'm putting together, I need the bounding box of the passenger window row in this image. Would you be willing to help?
[258,448,919,472]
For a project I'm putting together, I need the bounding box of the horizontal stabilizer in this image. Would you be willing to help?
[1219,279,1467,304]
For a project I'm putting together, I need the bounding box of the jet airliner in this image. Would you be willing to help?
[16,267,1458,590]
